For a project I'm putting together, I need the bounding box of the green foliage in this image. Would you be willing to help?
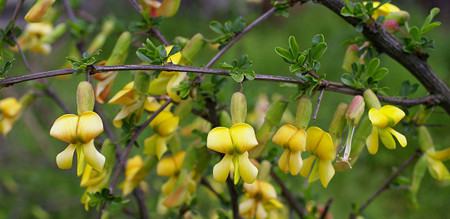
[0,22,22,46]
[68,19,93,40]
[66,50,102,74]
[275,35,327,73]
[209,17,246,48]
[220,55,255,83]
[87,189,128,210]
[340,57,388,91]
[272,0,292,17]
[0,49,14,79]
[399,80,419,97]
[341,0,389,21]
[129,14,162,32]
[136,39,180,65]
[403,8,441,53]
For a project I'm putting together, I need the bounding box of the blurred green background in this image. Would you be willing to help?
[0,0,449,218]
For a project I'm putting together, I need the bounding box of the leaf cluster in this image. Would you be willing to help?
[403,8,441,53]
[209,17,246,48]
[136,39,180,65]
[340,57,388,91]
[66,50,102,74]
[275,35,327,73]
[87,188,128,209]
[220,55,255,83]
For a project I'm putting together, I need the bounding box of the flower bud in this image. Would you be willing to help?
[383,20,400,33]
[329,103,348,146]
[219,111,232,127]
[418,126,433,151]
[77,81,95,114]
[181,33,205,64]
[231,92,247,124]
[87,19,115,54]
[295,96,312,129]
[157,0,181,17]
[385,11,410,25]
[173,36,189,47]
[363,89,381,109]
[24,0,55,23]
[19,92,36,108]
[342,44,359,72]
[42,23,67,44]
[105,32,131,66]
[346,95,365,126]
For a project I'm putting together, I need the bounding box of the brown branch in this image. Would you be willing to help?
[320,198,333,219]
[9,0,25,24]
[349,150,423,219]
[316,0,450,114]
[109,99,172,192]
[270,169,306,219]
[0,64,439,107]
[226,178,241,219]
[133,188,149,219]
[200,177,228,205]
[62,0,77,22]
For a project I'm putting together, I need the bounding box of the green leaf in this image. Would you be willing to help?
[367,58,380,76]
[310,42,327,60]
[274,47,294,63]
[372,67,388,81]
[421,22,441,34]
[341,73,355,86]
[409,27,421,41]
[311,34,325,46]
[209,21,224,34]
[288,35,299,54]
[409,156,427,208]
[230,72,244,83]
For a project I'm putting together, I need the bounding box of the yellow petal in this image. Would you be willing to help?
[379,105,405,126]
[368,108,389,128]
[207,127,233,154]
[56,144,76,169]
[306,126,325,152]
[288,151,302,175]
[239,199,255,215]
[76,147,85,176]
[167,72,187,102]
[238,152,258,183]
[287,129,307,152]
[318,160,335,188]
[426,157,450,181]
[108,82,136,105]
[366,127,379,155]
[82,141,105,171]
[173,151,186,170]
[256,202,268,219]
[161,176,178,195]
[144,135,168,159]
[213,154,233,182]
[0,98,22,118]
[150,111,173,128]
[371,2,400,19]
[166,46,182,64]
[155,115,179,136]
[308,160,320,183]
[157,155,177,177]
[387,127,407,147]
[272,124,297,147]
[379,128,396,150]
[278,150,290,173]
[77,111,104,143]
[50,114,78,143]
[230,123,259,152]
[144,97,162,112]
[314,131,335,161]
[148,73,172,95]
[113,102,142,128]
[0,118,13,135]
[300,156,316,177]
[428,148,450,161]
[80,165,93,187]
[260,181,277,200]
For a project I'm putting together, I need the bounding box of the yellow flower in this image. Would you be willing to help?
[156,151,186,195]
[148,46,187,102]
[366,105,407,154]
[144,110,179,159]
[272,124,306,175]
[371,1,400,20]
[24,0,55,23]
[239,180,283,219]
[80,164,109,210]
[300,127,336,188]
[207,123,259,184]
[0,97,23,135]
[50,111,105,174]
[122,155,148,196]
[425,149,450,182]
[14,22,53,54]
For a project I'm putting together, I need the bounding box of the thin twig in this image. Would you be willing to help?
[9,0,25,24]
[270,169,306,219]
[320,198,333,219]
[313,88,325,120]
[62,0,77,22]
[133,188,149,219]
[226,178,241,219]
[205,7,277,68]
[0,64,440,107]
[109,99,172,192]
[349,150,422,218]
[200,177,228,205]
[126,0,141,12]
[150,28,170,46]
